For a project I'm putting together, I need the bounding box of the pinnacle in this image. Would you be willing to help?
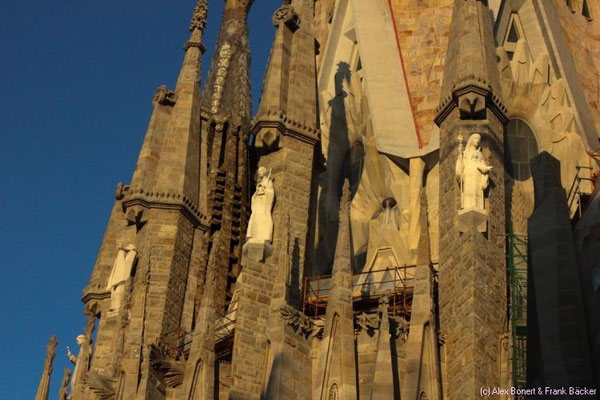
[189,0,208,32]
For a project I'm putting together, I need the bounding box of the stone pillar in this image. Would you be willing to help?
[35,335,57,400]
[181,232,220,400]
[228,245,276,399]
[234,0,321,397]
[435,0,508,398]
[314,182,357,400]
[527,152,595,394]
[437,118,506,399]
[402,265,442,400]
[369,297,395,400]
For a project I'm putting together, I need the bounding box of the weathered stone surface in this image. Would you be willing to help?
[44,0,600,398]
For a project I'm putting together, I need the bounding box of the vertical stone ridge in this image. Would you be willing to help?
[35,335,57,400]
[369,297,394,400]
[232,1,321,397]
[201,0,252,120]
[181,232,221,400]
[198,0,253,315]
[315,180,357,399]
[436,0,508,398]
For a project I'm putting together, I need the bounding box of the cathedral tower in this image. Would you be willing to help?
[74,1,210,398]
[37,1,600,399]
[435,0,508,397]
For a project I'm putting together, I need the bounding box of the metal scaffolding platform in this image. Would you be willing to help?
[508,226,528,392]
[301,265,416,320]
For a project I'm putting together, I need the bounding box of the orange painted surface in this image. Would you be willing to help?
[553,0,600,137]
[389,0,454,147]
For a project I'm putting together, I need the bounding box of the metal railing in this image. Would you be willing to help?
[302,265,417,319]
[567,165,594,219]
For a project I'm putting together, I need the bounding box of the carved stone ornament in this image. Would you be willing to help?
[280,305,322,339]
[272,4,300,30]
[210,42,233,114]
[355,312,379,334]
[391,315,409,342]
[115,182,127,200]
[153,85,177,107]
[189,0,208,32]
[455,132,492,232]
[254,128,281,155]
[458,92,486,120]
[125,207,147,231]
[85,371,117,400]
[149,343,185,388]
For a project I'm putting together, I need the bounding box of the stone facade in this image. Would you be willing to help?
[37,0,600,399]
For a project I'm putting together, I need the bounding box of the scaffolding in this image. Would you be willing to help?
[302,265,416,320]
[508,225,528,392]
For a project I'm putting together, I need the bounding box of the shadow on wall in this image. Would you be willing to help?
[315,62,355,276]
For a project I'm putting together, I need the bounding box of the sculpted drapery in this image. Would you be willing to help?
[455,133,492,211]
[247,167,275,244]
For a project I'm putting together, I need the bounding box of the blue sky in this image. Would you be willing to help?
[0,1,279,398]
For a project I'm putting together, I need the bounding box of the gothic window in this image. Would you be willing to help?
[504,119,539,181]
[566,0,576,13]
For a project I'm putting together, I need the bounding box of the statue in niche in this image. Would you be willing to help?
[66,335,85,394]
[455,133,492,212]
[106,244,137,312]
[246,167,275,244]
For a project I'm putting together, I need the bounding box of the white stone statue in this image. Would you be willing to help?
[455,133,492,212]
[246,167,275,244]
[66,335,85,393]
[106,244,137,312]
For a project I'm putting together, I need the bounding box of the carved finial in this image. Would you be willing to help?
[47,335,58,358]
[35,335,57,400]
[189,0,208,32]
[272,4,300,29]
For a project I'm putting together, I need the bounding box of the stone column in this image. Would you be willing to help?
[35,335,57,400]
[435,0,508,397]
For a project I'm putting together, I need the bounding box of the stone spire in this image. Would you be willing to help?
[128,0,208,199]
[315,181,357,399]
[435,1,508,398]
[181,232,221,400]
[369,296,395,400]
[331,181,352,279]
[189,0,208,33]
[254,0,319,148]
[198,0,254,315]
[35,335,57,400]
[436,0,507,125]
[79,1,211,397]
[201,0,252,121]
